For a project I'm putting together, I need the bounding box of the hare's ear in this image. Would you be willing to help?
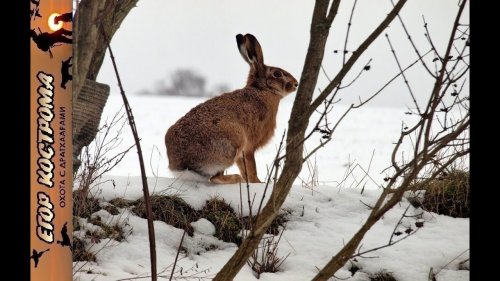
[236,34,265,67]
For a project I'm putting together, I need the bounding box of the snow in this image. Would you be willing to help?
[191,219,216,236]
[74,177,469,281]
[73,95,469,280]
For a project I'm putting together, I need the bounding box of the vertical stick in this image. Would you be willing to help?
[101,27,157,281]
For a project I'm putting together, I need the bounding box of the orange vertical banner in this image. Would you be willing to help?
[30,1,73,280]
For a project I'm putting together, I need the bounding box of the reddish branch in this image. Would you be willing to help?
[101,28,158,281]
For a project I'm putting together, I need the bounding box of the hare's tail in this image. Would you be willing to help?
[171,170,209,182]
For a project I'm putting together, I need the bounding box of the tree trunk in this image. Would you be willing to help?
[72,0,139,170]
[213,1,336,280]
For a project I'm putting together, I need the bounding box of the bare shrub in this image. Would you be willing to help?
[72,109,134,277]
[247,229,290,279]
[73,189,101,219]
[74,109,133,219]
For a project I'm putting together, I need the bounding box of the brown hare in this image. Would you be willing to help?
[165,34,298,184]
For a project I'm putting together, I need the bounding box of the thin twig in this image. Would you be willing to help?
[339,59,372,89]
[391,0,436,78]
[256,130,286,219]
[389,204,411,244]
[385,34,421,114]
[308,0,408,116]
[169,231,186,281]
[101,24,157,281]
[353,228,418,258]
[353,49,432,109]
[342,0,358,65]
[434,248,469,276]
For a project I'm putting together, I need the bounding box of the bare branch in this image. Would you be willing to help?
[338,59,372,89]
[308,0,408,116]
[342,0,359,65]
[303,104,354,162]
[311,2,468,279]
[385,34,421,113]
[391,0,436,78]
[326,0,342,23]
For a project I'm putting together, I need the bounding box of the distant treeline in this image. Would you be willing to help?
[137,68,230,97]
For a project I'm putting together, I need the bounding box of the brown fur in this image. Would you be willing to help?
[165,34,298,184]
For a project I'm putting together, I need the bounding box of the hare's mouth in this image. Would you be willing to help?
[285,81,298,92]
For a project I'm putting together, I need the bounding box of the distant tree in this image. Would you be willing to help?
[210,83,231,97]
[137,68,229,97]
[168,69,207,96]
[136,89,154,96]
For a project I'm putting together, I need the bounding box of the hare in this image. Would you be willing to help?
[165,34,298,184]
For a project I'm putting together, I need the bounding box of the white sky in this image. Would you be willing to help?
[97,0,469,108]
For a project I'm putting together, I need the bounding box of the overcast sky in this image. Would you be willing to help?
[97,0,469,108]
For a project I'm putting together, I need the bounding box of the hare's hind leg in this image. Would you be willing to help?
[210,172,244,184]
[236,151,261,183]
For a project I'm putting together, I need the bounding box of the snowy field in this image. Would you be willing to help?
[73,94,469,280]
[96,94,418,187]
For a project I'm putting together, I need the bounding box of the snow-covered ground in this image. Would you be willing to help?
[73,95,469,280]
[74,177,469,281]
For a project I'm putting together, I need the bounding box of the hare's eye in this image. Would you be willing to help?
[273,70,282,78]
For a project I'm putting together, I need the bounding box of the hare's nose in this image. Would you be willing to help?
[294,82,299,87]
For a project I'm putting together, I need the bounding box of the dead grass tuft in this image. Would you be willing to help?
[132,195,198,236]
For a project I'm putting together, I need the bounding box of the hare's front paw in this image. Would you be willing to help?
[247,177,262,183]
[210,174,244,184]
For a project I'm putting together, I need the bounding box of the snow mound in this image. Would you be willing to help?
[192,218,217,236]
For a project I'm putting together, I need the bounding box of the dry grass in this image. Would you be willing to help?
[103,204,119,215]
[73,237,96,262]
[109,197,135,208]
[87,215,128,242]
[369,270,398,281]
[132,195,198,236]
[298,149,320,192]
[242,210,291,236]
[266,210,291,235]
[201,197,242,245]
[73,189,101,219]
[73,191,292,266]
[411,169,470,218]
